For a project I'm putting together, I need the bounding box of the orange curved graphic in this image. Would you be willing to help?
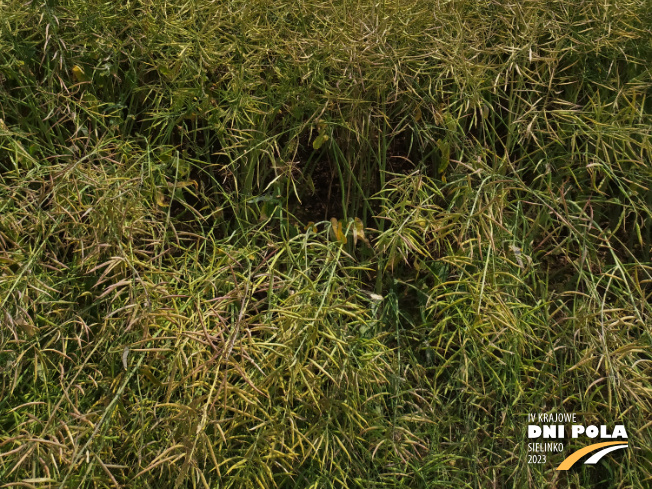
[556,441,628,470]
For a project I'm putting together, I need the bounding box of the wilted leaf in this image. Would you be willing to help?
[140,366,163,387]
[122,347,130,370]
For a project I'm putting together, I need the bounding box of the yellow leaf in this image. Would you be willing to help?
[338,220,347,244]
[155,188,168,207]
[305,221,317,233]
[330,218,346,244]
[353,217,369,246]
[72,65,88,83]
[330,217,338,239]
[172,180,198,190]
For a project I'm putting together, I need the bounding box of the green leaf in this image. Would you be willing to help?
[313,133,329,150]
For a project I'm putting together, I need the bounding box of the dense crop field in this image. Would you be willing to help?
[1,0,652,487]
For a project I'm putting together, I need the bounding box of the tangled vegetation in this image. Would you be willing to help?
[1,0,651,487]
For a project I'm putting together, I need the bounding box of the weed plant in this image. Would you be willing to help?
[1,0,651,487]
